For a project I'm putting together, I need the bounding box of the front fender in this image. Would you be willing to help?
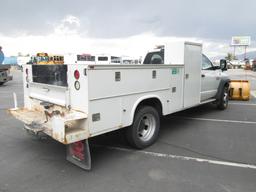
[215,78,230,100]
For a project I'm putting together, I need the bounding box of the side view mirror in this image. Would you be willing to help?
[220,59,227,71]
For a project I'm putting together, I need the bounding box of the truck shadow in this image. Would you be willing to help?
[90,103,217,148]
[88,103,220,169]
[22,103,220,171]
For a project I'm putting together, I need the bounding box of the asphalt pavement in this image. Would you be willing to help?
[0,70,256,192]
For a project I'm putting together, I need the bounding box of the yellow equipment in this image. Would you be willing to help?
[229,80,250,101]
[35,53,64,65]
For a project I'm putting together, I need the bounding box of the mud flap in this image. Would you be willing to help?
[66,139,91,170]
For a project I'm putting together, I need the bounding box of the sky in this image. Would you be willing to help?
[0,0,255,58]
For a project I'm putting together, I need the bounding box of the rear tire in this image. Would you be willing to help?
[126,106,160,149]
[217,85,229,110]
[0,82,4,86]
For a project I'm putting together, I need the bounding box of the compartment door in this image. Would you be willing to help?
[183,43,202,108]
[29,83,69,106]
[29,65,69,106]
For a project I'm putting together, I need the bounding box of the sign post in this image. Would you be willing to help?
[231,36,251,60]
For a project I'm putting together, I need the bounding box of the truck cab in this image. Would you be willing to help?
[143,45,229,104]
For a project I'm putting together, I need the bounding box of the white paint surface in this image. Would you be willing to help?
[175,116,256,125]
[96,145,256,170]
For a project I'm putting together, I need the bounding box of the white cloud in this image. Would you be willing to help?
[53,15,82,35]
[0,33,240,58]
[0,32,197,57]
[1,14,255,60]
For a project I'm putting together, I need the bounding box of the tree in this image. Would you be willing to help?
[225,53,236,61]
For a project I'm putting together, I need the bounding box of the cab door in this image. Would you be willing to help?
[200,54,220,101]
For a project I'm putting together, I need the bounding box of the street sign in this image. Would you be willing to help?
[231,36,251,46]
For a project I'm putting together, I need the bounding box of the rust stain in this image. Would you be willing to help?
[8,103,89,145]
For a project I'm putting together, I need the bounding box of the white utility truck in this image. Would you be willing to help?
[9,42,230,170]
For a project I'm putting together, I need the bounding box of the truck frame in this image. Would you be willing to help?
[9,42,230,170]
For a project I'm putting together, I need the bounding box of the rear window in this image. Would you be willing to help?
[98,56,108,61]
[32,65,68,87]
[143,51,164,64]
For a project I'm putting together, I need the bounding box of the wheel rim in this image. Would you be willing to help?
[137,114,156,142]
[223,88,229,107]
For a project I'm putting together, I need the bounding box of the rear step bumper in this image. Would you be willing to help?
[8,108,89,144]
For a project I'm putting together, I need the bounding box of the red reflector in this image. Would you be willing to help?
[25,68,28,75]
[70,141,85,161]
[74,70,80,79]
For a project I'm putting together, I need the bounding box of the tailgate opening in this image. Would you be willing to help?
[29,65,69,106]
[32,65,68,87]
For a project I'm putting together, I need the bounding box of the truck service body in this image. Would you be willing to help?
[9,42,230,170]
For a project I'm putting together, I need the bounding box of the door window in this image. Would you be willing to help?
[202,54,213,70]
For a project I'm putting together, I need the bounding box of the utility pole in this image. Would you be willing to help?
[233,46,236,59]
[244,46,247,60]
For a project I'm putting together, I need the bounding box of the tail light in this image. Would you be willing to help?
[74,70,80,79]
[74,70,80,90]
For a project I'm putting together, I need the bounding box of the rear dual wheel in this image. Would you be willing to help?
[126,106,160,149]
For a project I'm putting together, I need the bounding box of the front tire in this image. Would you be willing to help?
[126,106,160,149]
[217,85,229,110]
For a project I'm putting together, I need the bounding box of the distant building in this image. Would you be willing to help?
[0,46,4,64]
[3,56,17,65]
[17,56,31,66]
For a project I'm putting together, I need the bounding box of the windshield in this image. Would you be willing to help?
[111,56,121,63]
[37,56,49,62]
[77,55,95,61]
[98,56,108,61]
